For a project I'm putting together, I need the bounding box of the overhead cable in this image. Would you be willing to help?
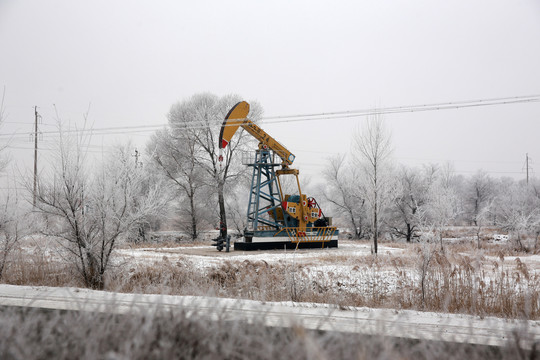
[1,94,538,139]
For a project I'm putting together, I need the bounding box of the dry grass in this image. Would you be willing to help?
[407,249,540,318]
[108,248,540,319]
[2,239,540,320]
[1,247,81,288]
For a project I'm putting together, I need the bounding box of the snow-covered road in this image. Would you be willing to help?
[1,284,538,349]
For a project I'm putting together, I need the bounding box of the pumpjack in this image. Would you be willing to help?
[219,101,338,250]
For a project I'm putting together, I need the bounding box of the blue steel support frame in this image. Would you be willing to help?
[246,150,283,232]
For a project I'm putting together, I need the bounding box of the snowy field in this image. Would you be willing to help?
[115,241,404,268]
[111,236,540,313]
[9,231,540,323]
[114,237,540,278]
[3,231,540,357]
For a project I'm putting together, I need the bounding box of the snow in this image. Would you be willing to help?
[0,284,538,348]
[115,242,404,269]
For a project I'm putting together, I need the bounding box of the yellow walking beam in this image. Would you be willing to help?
[219,101,296,166]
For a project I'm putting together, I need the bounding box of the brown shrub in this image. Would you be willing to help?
[1,247,80,287]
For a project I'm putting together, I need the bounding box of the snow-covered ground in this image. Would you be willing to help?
[12,235,540,331]
[112,239,540,309]
[115,241,405,269]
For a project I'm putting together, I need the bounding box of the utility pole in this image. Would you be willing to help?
[526,153,529,185]
[523,153,533,185]
[33,106,39,207]
[132,148,141,168]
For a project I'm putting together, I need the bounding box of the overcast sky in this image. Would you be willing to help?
[0,0,539,184]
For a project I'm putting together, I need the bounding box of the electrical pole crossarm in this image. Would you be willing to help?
[218,101,296,166]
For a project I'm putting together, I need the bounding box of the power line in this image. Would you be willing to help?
[0,94,538,140]
[395,156,523,164]
[2,121,55,126]
[8,142,532,170]
[5,142,118,154]
[297,161,529,175]
[262,94,540,122]
[292,150,526,165]
[5,145,114,154]
[260,97,539,125]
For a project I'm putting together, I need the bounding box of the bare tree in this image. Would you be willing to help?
[148,128,207,239]
[118,142,172,243]
[464,171,494,226]
[424,164,460,252]
[386,165,426,242]
[0,87,4,123]
[224,186,249,236]
[530,178,540,250]
[163,93,262,236]
[33,122,167,289]
[474,199,492,249]
[0,188,24,280]
[0,87,21,279]
[416,227,437,310]
[490,179,540,251]
[352,115,393,254]
[0,87,10,170]
[322,154,366,239]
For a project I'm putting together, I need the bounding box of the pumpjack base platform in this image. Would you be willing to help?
[234,240,338,251]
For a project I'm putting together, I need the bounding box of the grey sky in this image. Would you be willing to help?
[1,0,539,182]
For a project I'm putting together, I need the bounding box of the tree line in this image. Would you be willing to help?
[0,92,538,288]
[323,115,540,253]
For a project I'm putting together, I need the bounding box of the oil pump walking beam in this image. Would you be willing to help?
[219,101,295,166]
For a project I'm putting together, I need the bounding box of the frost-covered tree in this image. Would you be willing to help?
[322,154,366,239]
[148,127,208,239]
[0,88,22,280]
[424,164,461,251]
[159,93,262,237]
[532,178,540,201]
[0,88,4,123]
[531,178,540,250]
[0,88,10,170]
[33,122,167,289]
[223,182,249,236]
[0,187,25,280]
[118,143,172,243]
[463,171,494,226]
[352,115,393,254]
[490,179,540,251]
[385,165,427,242]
